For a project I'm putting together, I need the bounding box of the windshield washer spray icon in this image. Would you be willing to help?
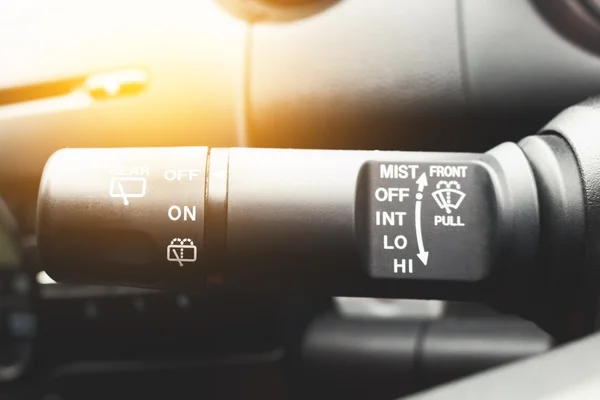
[431,181,466,214]
[167,238,197,267]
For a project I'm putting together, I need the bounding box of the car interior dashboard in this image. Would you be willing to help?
[4,1,600,399]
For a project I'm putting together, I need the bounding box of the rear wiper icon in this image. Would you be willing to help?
[109,177,147,206]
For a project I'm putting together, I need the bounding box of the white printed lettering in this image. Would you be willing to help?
[112,166,150,176]
[384,235,408,250]
[434,215,465,227]
[429,165,468,179]
[375,211,406,226]
[164,169,202,181]
[168,205,197,221]
[374,188,410,202]
[380,164,420,180]
[394,259,413,274]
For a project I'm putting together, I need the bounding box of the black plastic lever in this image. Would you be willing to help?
[37,144,538,298]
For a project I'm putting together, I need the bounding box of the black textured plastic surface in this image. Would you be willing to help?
[223,148,537,297]
[249,0,464,148]
[540,99,600,332]
[35,146,538,308]
[421,319,552,387]
[37,147,208,290]
[463,0,600,110]
[406,330,600,400]
[519,135,587,340]
[358,160,496,282]
[302,314,421,398]
[301,315,551,399]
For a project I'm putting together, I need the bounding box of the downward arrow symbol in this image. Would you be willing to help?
[415,173,428,266]
[417,251,429,266]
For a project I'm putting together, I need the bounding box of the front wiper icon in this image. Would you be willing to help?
[431,181,466,214]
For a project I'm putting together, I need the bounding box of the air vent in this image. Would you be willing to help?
[0,68,148,120]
